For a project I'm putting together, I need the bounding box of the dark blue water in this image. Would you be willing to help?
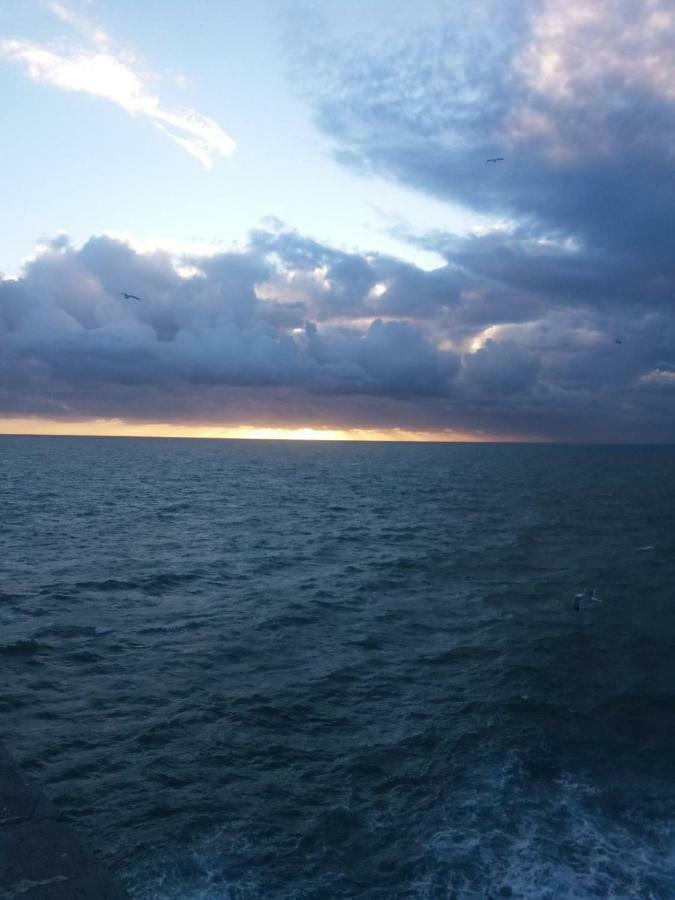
[2,437,675,899]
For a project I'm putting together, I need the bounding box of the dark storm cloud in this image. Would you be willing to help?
[290,0,675,319]
[304,318,459,395]
[0,233,464,424]
[250,226,465,320]
[2,223,675,441]
[461,339,540,395]
[292,0,675,263]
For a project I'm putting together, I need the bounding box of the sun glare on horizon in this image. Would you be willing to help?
[0,417,513,443]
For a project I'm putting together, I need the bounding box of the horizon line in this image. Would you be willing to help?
[0,416,530,443]
[1,432,673,447]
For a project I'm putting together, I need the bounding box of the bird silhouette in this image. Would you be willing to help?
[573,587,601,611]
[486,157,504,163]
[120,292,142,301]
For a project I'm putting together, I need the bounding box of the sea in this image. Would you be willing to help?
[2,436,675,899]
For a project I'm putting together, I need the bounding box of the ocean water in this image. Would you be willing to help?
[2,436,675,899]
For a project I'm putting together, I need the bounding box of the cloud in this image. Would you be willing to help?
[511,0,675,160]
[461,338,540,395]
[0,232,459,411]
[42,0,110,46]
[0,3,235,167]
[256,0,675,440]
[2,228,675,441]
[292,0,675,262]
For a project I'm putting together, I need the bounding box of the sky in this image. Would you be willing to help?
[1,0,674,442]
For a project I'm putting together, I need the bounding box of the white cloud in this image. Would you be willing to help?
[518,0,675,103]
[42,0,110,47]
[507,0,675,161]
[0,5,235,167]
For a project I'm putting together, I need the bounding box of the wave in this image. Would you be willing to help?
[75,572,200,594]
[422,757,675,899]
[122,758,675,899]
[0,638,48,656]
[33,623,113,640]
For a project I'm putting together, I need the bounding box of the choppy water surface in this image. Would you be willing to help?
[2,437,675,899]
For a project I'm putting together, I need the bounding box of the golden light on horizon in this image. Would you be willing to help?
[0,417,528,443]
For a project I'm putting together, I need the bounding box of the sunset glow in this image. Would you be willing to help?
[0,418,517,443]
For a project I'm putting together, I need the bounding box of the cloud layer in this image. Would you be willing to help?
[1,225,674,441]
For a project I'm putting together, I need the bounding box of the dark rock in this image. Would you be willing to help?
[0,743,129,899]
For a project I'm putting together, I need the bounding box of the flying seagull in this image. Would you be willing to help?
[486,157,504,163]
[573,587,601,611]
[614,339,623,344]
[120,292,142,301]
